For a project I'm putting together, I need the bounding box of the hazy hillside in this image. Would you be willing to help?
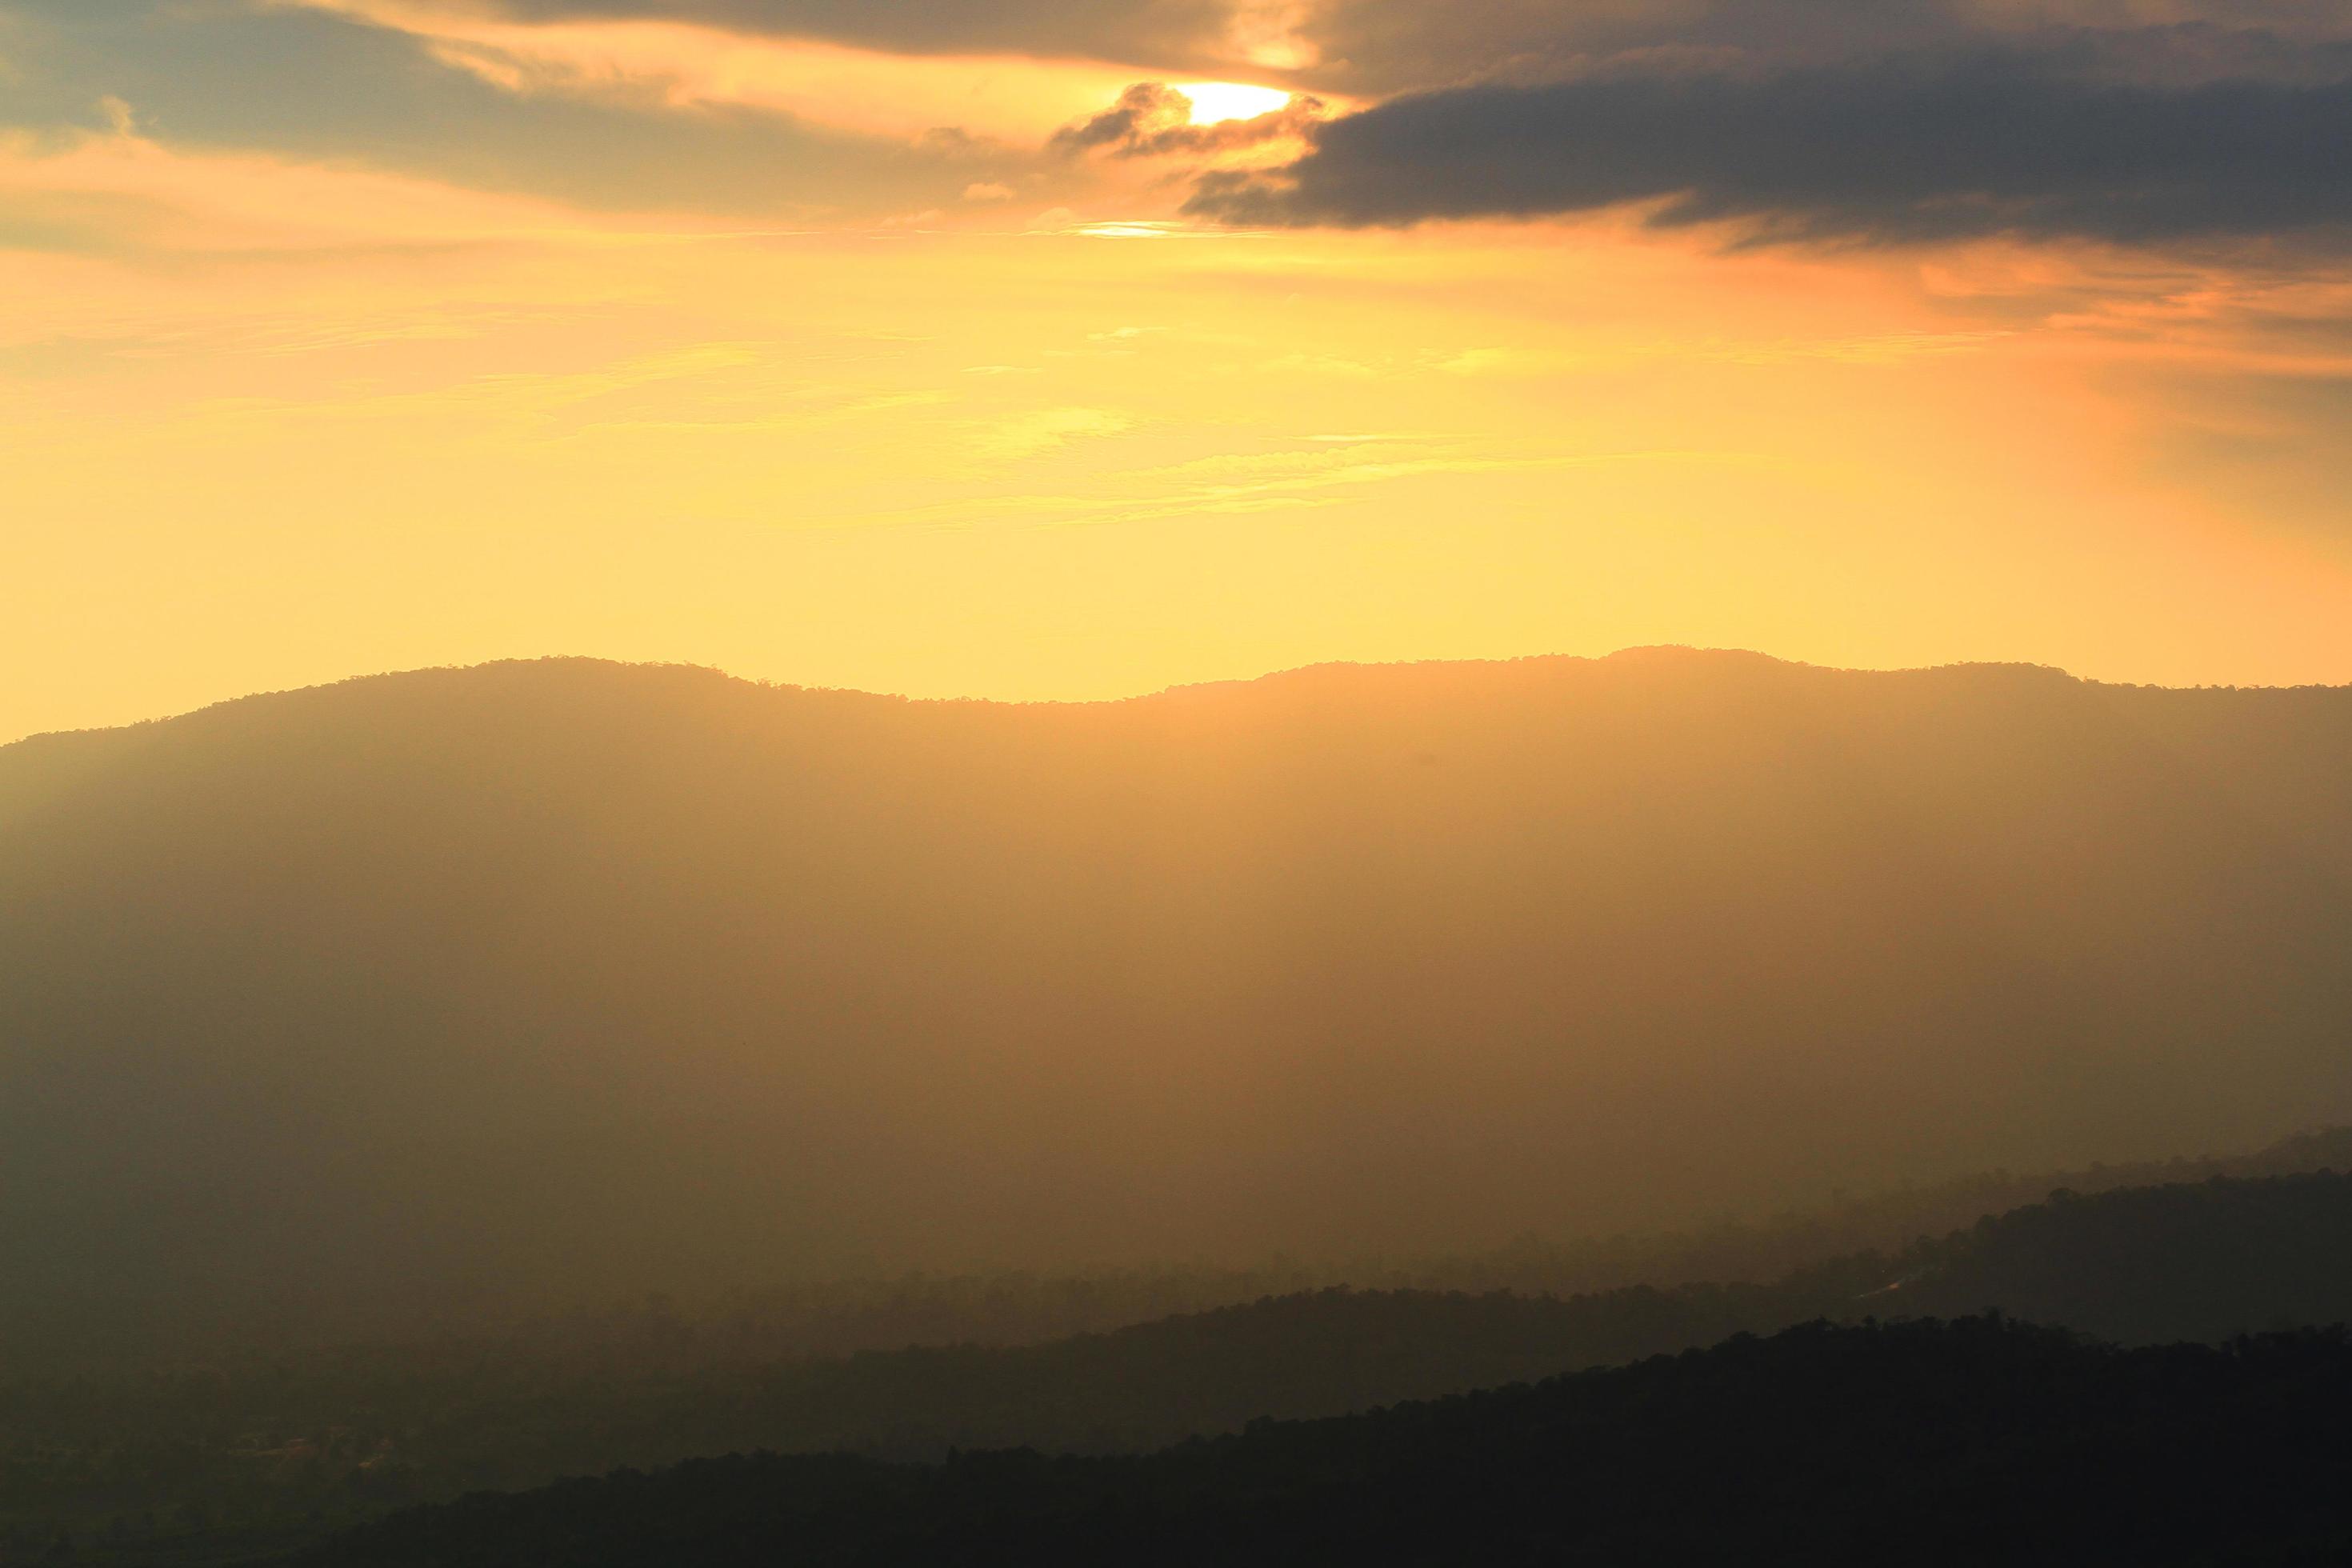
[302,1319,2352,1567]
[6,650,2352,1355]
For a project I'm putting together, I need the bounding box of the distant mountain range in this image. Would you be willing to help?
[6,650,2352,1356]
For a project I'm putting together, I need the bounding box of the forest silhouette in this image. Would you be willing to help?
[12,1165,2352,1561]
[302,1317,2352,1567]
[6,650,2352,1362]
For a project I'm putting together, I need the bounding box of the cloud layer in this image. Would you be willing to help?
[391,0,2352,92]
[10,0,2352,251]
[1190,44,2352,246]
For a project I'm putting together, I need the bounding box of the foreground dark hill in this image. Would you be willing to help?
[306,1319,2352,1567]
[14,1169,2352,1558]
[6,650,2352,1352]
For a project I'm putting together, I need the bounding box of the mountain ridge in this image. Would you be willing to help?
[12,643,2332,758]
[7,647,2352,1358]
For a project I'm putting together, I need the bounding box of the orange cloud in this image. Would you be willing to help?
[277,0,1216,143]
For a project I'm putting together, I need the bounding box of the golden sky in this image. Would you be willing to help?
[5,0,2351,739]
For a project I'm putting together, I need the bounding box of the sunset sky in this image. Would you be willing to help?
[6,0,2352,741]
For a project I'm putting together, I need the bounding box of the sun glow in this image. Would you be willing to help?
[1175,82,1294,124]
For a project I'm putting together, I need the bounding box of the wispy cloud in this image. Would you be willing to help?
[966,405,1138,463]
[857,436,1766,530]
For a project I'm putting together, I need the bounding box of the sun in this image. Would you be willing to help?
[1174,82,1294,125]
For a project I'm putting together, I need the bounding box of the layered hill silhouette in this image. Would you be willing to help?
[303,1317,2352,1568]
[6,650,2352,1355]
[14,1168,2352,1561]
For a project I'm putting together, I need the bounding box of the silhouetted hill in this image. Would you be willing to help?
[1351,1122,2352,1309]
[1892,1170,2352,1342]
[15,1170,2352,1559]
[6,651,2352,1355]
[301,1318,2352,1567]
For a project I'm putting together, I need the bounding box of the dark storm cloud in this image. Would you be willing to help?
[1186,46,2352,246]
[1296,1,2352,94]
